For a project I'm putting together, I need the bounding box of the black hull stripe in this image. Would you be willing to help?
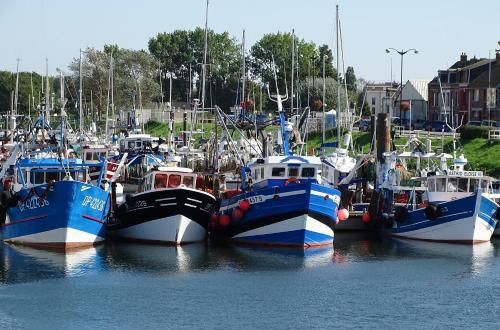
[108,189,216,231]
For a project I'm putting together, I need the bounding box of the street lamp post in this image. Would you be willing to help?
[385,48,419,122]
[322,54,327,144]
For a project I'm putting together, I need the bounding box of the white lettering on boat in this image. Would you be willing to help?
[19,196,50,212]
[81,196,106,212]
[247,195,264,204]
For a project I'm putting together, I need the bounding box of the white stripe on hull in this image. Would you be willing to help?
[110,215,206,244]
[390,215,494,243]
[234,214,333,240]
[4,228,103,246]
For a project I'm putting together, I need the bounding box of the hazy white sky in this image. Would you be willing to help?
[0,0,498,82]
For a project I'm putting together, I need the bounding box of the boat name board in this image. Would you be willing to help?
[447,170,483,177]
[18,196,50,212]
[81,196,106,212]
[247,195,265,205]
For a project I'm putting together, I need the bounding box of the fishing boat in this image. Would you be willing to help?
[383,155,500,243]
[0,153,112,249]
[212,61,342,248]
[107,165,216,244]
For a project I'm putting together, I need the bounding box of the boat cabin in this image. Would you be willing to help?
[426,171,497,202]
[13,157,95,190]
[119,134,158,153]
[81,144,109,163]
[249,155,321,190]
[139,167,197,192]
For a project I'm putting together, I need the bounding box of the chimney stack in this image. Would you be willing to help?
[460,52,467,63]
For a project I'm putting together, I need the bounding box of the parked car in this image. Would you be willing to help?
[467,121,482,126]
[359,119,371,131]
[413,119,427,130]
[426,121,451,132]
[481,120,500,127]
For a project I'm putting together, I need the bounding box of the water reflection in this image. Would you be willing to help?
[104,242,209,273]
[0,244,105,284]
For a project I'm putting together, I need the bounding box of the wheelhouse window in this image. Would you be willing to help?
[33,171,45,184]
[480,179,489,192]
[436,178,446,192]
[46,171,60,182]
[17,169,27,184]
[458,178,468,192]
[447,178,458,192]
[469,179,479,192]
[271,167,286,177]
[168,174,181,188]
[288,168,299,177]
[183,176,194,188]
[301,167,315,178]
[154,173,168,189]
[260,167,265,179]
[427,178,435,192]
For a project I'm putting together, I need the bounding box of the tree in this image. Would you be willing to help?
[345,66,357,92]
[148,28,241,109]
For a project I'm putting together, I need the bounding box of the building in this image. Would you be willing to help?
[428,52,500,123]
[394,80,430,124]
[363,82,398,117]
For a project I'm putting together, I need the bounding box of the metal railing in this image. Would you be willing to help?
[488,129,500,141]
[393,126,459,138]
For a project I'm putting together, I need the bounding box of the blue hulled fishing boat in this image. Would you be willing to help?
[1,154,112,249]
[212,63,342,247]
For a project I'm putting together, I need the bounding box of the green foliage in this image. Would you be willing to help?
[345,66,357,92]
[0,70,48,115]
[148,28,241,109]
[457,125,490,140]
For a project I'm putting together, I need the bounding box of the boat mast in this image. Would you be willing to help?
[201,0,209,132]
[79,49,83,135]
[291,29,295,117]
[336,5,341,147]
[241,29,246,117]
[14,58,20,116]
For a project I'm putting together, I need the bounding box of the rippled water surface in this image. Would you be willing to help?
[1,233,500,329]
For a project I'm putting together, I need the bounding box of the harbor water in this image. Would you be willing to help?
[1,233,500,329]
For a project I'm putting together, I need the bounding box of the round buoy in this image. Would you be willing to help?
[232,207,244,219]
[337,208,349,221]
[239,199,250,211]
[210,213,219,225]
[362,212,371,223]
[219,214,230,226]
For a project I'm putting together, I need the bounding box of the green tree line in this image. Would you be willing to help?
[0,28,362,119]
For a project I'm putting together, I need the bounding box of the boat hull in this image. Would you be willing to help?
[214,183,341,247]
[1,181,109,249]
[385,192,498,244]
[107,188,216,244]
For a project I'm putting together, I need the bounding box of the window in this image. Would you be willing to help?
[447,178,458,192]
[480,179,488,192]
[371,97,376,105]
[427,178,435,192]
[371,107,375,114]
[436,178,446,192]
[168,174,181,188]
[17,169,27,184]
[458,178,468,192]
[254,169,258,180]
[182,176,194,188]
[301,167,315,178]
[271,167,286,177]
[288,168,299,177]
[473,89,479,102]
[469,179,479,192]
[34,171,45,184]
[261,167,265,179]
[154,173,168,189]
[46,171,60,182]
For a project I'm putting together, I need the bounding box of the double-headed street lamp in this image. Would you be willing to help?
[385,48,419,120]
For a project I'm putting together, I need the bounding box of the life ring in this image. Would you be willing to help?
[425,203,442,220]
[284,177,300,186]
[394,206,408,223]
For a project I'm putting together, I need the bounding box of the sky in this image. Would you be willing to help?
[0,0,499,82]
